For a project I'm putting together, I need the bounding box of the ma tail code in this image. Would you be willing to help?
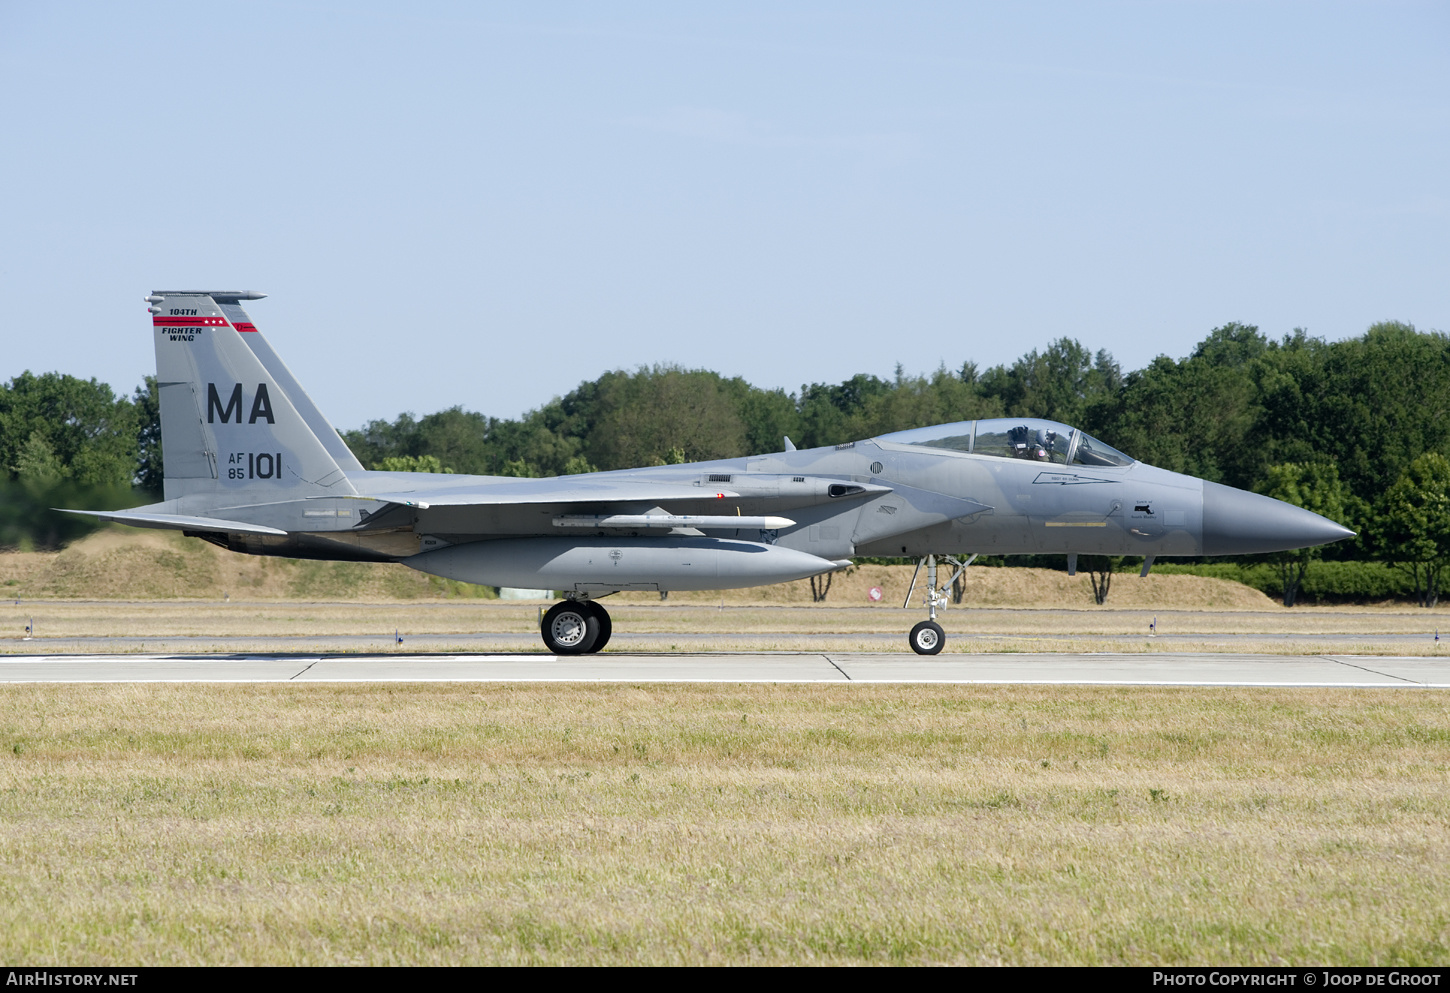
[208,383,276,424]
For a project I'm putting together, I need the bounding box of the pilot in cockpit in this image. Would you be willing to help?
[1007,424,1056,460]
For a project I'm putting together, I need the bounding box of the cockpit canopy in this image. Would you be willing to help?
[876,418,1135,467]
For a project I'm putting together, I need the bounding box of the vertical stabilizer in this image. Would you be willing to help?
[219,300,364,472]
[148,291,357,504]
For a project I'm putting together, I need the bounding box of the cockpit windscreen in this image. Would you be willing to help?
[876,418,1134,467]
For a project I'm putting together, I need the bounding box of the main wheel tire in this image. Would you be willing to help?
[582,600,612,653]
[908,620,945,655]
[541,601,600,655]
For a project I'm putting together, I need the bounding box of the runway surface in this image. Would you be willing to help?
[9,631,1450,652]
[4,652,1450,686]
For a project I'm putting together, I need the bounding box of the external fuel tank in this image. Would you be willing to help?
[406,536,844,593]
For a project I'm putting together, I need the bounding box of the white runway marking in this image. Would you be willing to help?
[3,652,1450,686]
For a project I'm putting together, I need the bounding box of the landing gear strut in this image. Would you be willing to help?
[903,553,975,655]
[540,596,613,655]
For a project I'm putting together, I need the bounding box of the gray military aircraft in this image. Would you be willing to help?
[75,291,1354,655]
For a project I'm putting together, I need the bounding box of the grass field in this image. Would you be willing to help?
[2,683,1448,965]
[6,598,1450,655]
[4,530,1449,965]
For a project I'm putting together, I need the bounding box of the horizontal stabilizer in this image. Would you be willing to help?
[60,509,288,536]
[148,290,266,302]
[553,514,795,530]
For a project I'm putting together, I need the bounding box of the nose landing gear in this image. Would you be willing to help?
[903,554,975,655]
[540,596,613,655]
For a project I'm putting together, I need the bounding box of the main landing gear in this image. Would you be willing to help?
[540,596,613,655]
[902,554,975,655]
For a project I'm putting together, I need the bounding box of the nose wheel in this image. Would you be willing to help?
[902,553,975,655]
[540,598,612,655]
[909,620,945,655]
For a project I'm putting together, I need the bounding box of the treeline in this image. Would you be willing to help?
[345,321,1447,508]
[7,320,1450,603]
[344,340,1128,477]
[0,372,159,549]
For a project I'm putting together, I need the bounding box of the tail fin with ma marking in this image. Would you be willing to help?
[146,290,358,503]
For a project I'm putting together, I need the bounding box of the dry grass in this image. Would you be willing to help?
[1,683,1448,965]
[5,599,1450,656]
[5,533,1446,965]
[0,527,490,601]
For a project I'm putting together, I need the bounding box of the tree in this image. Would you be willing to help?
[857,364,1002,438]
[1083,555,1119,605]
[376,454,453,473]
[0,372,141,549]
[1254,322,1450,509]
[1090,324,1268,487]
[978,338,1121,428]
[1367,453,1450,608]
[585,366,748,470]
[132,376,163,495]
[796,373,892,448]
[809,564,855,603]
[412,407,493,474]
[808,572,833,602]
[650,446,687,467]
[12,431,65,483]
[344,411,420,470]
[0,371,139,488]
[1259,461,1348,606]
[1248,329,1331,474]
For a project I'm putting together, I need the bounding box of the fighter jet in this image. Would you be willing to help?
[73,291,1354,655]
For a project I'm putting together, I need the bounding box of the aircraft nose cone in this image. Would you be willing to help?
[1201,481,1355,555]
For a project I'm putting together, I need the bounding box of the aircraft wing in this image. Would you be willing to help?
[343,479,744,510]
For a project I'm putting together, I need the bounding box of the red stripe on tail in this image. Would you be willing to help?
[152,316,229,327]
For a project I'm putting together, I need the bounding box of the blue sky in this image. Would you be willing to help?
[2,1,1445,430]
